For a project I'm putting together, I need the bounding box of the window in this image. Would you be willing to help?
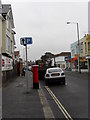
[6,35,10,53]
[6,16,10,30]
[80,42,83,54]
[48,68,62,73]
[88,42,90,55]
[71,49,75,57]
[11,41,12,54]
[88,42,90,50]
[85,42,87,54]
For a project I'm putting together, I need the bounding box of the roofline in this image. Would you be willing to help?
[55,52,71,57]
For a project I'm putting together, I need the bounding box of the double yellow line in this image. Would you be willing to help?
[45,86,73,120]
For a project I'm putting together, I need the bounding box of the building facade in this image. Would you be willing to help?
[86,34,90,72]
[55,52,71,70]
[70,41,78,71]
[55,56,66,69]
[1,4,16,82]
[79,36,88,70]
[71,35,89,72]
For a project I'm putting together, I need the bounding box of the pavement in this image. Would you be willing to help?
[0,88,2,120]
[2,71,54,119]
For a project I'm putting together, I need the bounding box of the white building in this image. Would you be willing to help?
[54,52,71,70]
[2,4,16,72]
[55,56,66,69]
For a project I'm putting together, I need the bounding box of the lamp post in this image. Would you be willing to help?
[67,22,80,73]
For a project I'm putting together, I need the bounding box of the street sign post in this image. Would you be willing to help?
[20,37,32,93]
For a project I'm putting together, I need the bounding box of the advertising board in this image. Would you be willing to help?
[2,55,13,71]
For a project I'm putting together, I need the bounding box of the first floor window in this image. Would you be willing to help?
[6,35,10,53]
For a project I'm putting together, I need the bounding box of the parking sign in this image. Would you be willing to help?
[25,37,32,44]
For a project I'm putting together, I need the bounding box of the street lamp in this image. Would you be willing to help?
[67,21,80,73]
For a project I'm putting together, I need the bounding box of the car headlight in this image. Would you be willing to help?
[46,74,50,77]
[61,73,64,76]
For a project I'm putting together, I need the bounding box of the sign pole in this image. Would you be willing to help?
[26,44,29,93]
[20,37,32,93]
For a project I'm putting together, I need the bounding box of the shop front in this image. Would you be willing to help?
[71,54,78,71]
[86,55,90,73]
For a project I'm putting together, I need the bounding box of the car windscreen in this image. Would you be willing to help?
[48,68,62,73]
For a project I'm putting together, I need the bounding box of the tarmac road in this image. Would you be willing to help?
[40,71,88,119]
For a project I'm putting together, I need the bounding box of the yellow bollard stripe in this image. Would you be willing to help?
[45,86,73,120]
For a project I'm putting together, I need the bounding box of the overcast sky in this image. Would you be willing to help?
[1,0,88,61]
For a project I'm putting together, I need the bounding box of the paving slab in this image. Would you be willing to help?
[2,72,45,119]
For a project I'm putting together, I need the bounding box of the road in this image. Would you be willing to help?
[2,71,88,119]
[40,71,88,119]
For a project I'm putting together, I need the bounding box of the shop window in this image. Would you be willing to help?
[88,42,90,55]
[80,61,88,69]
[85,42,87,54]
[80,42,83,54]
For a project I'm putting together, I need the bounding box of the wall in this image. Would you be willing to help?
[2,20,6,53]
[55,56,66,69]
[71,41,78,58]
[88,2,90,34]
[79,37,87,57]
[2,5,16,83]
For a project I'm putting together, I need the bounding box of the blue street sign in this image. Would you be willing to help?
[25,37,32,44]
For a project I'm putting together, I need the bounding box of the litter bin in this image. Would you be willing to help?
[32,65,39,89]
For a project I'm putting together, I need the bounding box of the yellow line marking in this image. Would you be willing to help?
[47,87,72,119]
[45,86,73,120]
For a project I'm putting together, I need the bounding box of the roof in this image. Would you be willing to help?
[45,52,55,57]
[55,52,71,57]
[2,4,11,15]
[2,4,14,28]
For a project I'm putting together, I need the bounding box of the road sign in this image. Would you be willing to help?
[20,38,26,45]
[20,37,32,45]
[25,37,32,44]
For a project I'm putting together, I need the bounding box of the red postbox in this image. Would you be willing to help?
[32,65,39,89]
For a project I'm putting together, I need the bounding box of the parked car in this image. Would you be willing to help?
[45,67,65,85]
